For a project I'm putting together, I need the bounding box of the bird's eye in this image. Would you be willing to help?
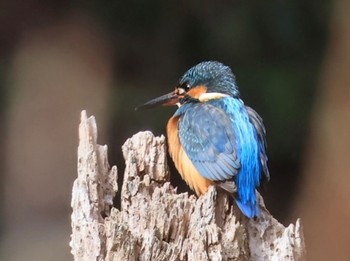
[180,82,191,91]
[176,81,191,95]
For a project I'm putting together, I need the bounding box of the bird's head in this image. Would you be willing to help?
[136,61,239,110]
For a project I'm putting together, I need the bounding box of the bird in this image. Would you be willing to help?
[136,61,269,218]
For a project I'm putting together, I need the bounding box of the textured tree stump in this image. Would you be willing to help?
[70,111,305,261]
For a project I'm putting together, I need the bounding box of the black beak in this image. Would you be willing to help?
[135,91,180,110]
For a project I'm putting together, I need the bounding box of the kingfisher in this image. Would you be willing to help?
[137,61,269,218]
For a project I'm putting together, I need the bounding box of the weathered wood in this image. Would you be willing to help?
[71,111,305,260]
[70,111,118,260]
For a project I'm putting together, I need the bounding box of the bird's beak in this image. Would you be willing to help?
[135,91,180,110]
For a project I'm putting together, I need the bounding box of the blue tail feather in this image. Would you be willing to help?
[235,198,260,218]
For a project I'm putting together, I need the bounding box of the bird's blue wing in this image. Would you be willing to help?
[178,103,240,181]
[245,106,269,180]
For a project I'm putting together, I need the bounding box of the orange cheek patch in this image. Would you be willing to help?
[167,116,213,195]
[187,85,208,99]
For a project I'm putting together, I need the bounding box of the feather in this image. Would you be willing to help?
[167,116,213,195]
[176,102,240,182]
[245,106,270,180]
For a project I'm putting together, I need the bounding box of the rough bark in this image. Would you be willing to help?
[71,111,305,261]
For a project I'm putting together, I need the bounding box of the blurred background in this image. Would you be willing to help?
[0,0,349,260]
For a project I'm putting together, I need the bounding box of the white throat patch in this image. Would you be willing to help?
[198,92,229,102]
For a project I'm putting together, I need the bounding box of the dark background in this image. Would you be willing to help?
[107,0,329,222]
[2,1,349,260]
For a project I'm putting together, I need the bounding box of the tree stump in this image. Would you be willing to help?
[70,111,305,260]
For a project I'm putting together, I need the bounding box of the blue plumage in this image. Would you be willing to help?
[179,61,239,97]
[137,61,269,218]
[175,97,265,218]
[175,102,240,181]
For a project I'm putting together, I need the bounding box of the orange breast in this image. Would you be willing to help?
[167,116,213,195]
